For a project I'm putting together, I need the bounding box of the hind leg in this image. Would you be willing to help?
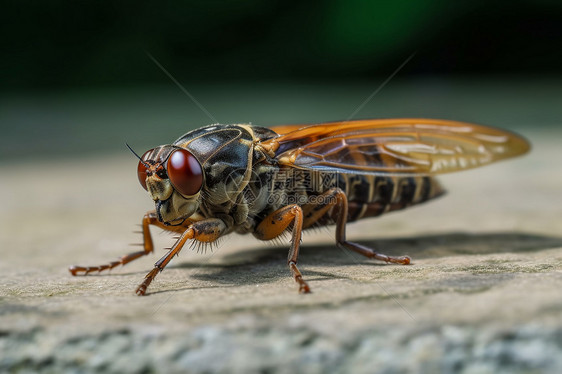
[303,188,411,264]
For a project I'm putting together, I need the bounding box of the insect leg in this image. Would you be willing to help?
[69,211,167,275]
[135,218,227,295]
[254,205,311,294]
[306,188,411,265]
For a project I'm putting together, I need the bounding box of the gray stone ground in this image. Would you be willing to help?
[1,128,561,373]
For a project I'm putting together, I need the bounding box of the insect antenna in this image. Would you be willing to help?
[126,143,150,168]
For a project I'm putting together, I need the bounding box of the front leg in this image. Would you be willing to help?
[136,218,227,295]
[69,211,181,275]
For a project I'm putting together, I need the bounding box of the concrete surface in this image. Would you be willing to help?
[1,128,561,373]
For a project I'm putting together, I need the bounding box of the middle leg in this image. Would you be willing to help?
[254,204,310,293]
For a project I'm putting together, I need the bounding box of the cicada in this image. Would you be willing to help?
[69,118,530,295]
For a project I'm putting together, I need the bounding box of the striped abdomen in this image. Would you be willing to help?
[302,171,445,224]
[338,173,445,222]
[256,167,445,228]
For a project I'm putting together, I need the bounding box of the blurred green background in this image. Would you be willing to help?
[1,0,561,161]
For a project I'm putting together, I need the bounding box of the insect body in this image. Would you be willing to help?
[69,119,530,295]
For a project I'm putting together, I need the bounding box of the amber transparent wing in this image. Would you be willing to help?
[268,124,306,135]
[263,118,530,175]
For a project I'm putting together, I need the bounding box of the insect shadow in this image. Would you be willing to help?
[174,231,562,286]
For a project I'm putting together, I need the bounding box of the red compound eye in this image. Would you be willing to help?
[137,149,152,191]
[166,148,203,196]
